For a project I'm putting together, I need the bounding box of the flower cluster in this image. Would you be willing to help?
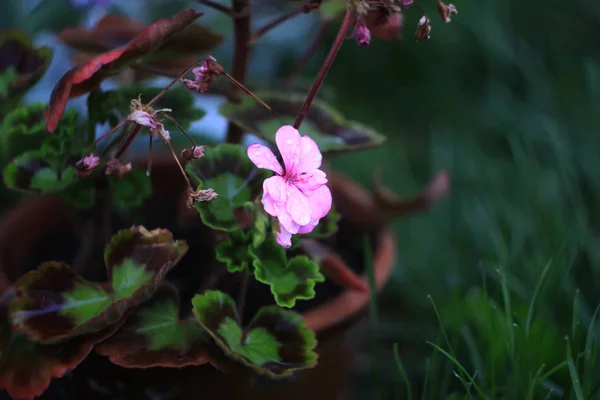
[127,96,171,141]
[247,126,332,248]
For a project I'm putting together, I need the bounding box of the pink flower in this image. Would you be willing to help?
[247,126,332,248]
[181,55,221,94]
[75,154,100,177]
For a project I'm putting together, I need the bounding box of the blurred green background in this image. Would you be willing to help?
[4,0,600,398]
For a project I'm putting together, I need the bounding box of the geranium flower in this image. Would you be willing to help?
[247,126,332,248]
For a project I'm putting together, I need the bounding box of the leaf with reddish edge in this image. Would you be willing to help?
[192,291,318,378]
[0,30,53,102]
[58,14,223,73]
[96,283,217,369]
[45,9,203,132]
[219,91,386,153]
[0,299,125,400]
[10,227,188,344]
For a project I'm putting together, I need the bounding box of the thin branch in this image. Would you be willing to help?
[197,0,233,16]
[160,112,198,147]
[148,61,200,106]
[294,10,354,129]
[250,3,320,44]
[163,136,193,189]
[221,71,276,114]
[115,124,142,159]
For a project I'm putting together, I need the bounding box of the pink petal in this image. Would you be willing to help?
[275,225,292,248]
[297,134,322,173]
[275,125,301,174]
[274,202,299,234]
[285,184,312,226]
[295,169,328,193]
[298,220,318,234]
[305,184,332,221]
[128,110,155,127]
[247,144,284,175]
[263,176,287,204]
[261,192,277,217]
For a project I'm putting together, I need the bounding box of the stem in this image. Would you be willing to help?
[293,10,353,129]
[237,269,249,322]
[115,124,142,159]
[160,112,198,147]
[225,0,251,144]
[250,3,319,44]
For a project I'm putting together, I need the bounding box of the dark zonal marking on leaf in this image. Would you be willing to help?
[9,227,188,344]
[216,231,255,273]
[0,30,54,101]
[45,9,203,132]
[0,299,126,400]
[185,144,270,232]
[2,151,77,194]
[219,92,386,153]
[247,306,318,376]
[192,291,318,378]
[95,283,215,369]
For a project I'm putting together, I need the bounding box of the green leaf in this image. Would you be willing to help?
[192,291,318,377]
[216,231,255,273]
[185,144,270,231]
[318,0,346,22]
[0,30,54,102]
[108,168,152,209]
[95,283,217,368]
[3,151,77,194]
[0,300,123,400]
[59,178,96,209]
[304,207,341,239]
[219,91,386,153]
[251,237,325,307]
[10,227,188,343]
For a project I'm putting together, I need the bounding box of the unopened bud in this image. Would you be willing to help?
[75,154,100,178]
[182,145,206,164]
[415,16,431,41]
[437,1,457,23]
[354,19,371,47]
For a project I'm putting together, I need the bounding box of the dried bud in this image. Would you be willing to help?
[437,0,457,23]
[186,187,218,208]
[399,0,413,7]
[75,154,100,178]
[354,18,371,47]
[105,159,132,178]
[415,15,431,41]
[128,96,171,141]
[181,55,222,94]
[182,146,206,164]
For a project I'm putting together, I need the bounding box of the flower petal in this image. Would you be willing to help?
[275,225,292,248]
[298,220,318,234]
[128,110,155,127]
[263,176,287,204]
[247,144,283,175]
[275,125,301,174]
[297,134,322,173]
[261,191,277,217]
[274,203,299,234]
[295,169,328,193]
[306,184,332,221]
[285,184,311,226]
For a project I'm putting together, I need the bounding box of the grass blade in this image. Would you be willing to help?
[393,343,413,400]
[566,336,585,400]
[582,304,600,396]
[525,259,553,337]
[427,341,488,399]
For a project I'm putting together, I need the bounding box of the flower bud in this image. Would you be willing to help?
[437,0,458,23]
[415,15,431,41]
[354,19,371,47]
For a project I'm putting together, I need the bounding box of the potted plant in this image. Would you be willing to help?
[0,1,454,398]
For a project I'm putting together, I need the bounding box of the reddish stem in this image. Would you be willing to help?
[225,0,251,144]
[293,10,354,129]
[115,124,142,159]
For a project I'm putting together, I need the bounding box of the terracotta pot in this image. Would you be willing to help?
[0,158,396,399]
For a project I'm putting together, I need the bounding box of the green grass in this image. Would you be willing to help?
[313,0,600,398]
